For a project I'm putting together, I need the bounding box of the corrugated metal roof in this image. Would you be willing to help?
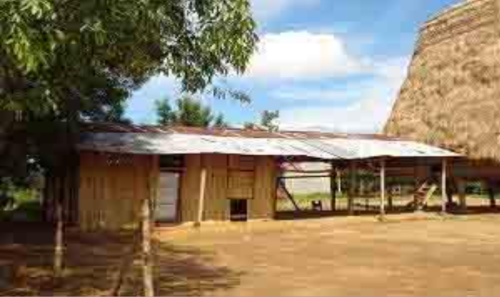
[81,123,396,140]
[77,126,461,160]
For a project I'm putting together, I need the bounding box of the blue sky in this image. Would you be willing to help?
[126,0,461,132]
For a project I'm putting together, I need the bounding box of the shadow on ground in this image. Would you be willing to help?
[0,223,242,296]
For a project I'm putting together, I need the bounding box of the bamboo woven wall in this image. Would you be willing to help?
[78,152,158,231]
[385,0,500,162]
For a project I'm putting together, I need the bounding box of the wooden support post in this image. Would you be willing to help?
[380,159,386,219]
[348,162,356,215]
[54,195,63,278]
[487,181,497,209]
[330,164,337,212]
[141,193,154,297]
[457,178,467,213]
[336,169,342,195]
[441,159,448,214]
[388,190,394,211]
[195,167,207,227]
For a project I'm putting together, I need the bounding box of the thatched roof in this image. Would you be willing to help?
[384,0,500,162]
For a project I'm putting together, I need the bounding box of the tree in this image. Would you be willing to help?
[213,114,228,129]
[1,0,257,173]
[261,110,280,132]
[155,99,177,126]
[1,0,257,292]
[156,95,229,128]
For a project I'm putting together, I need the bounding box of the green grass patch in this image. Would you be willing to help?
[0,188,41,222]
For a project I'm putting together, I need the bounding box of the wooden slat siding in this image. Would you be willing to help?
[78,152,157,231]
[204,154,229,221]
[229,155,255,171]
[228,171,254,199]
[180,155,202,222]
[250,156,277,220]
[228,155,255,200]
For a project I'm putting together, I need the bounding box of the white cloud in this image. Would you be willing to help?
[279,57,410,133]
[245,31,365,80]
[251,0,320,21]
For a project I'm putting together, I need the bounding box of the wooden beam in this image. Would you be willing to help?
[195,167,207,227]
[279,179,301,212]
[279,175,331,179]
[380,159,386,219]
[441,159,448,214]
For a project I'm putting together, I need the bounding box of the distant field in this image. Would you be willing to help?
[277,192,496,212]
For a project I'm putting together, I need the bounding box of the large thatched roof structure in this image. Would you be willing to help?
[385,0,500,163]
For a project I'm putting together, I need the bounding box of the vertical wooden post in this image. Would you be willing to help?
[457,178,467,213]
[54,195,63,278]
[441,159,448,214]
[348,161,356,215]
[196,167,207,227]
[336,169,342,195]
[487,181,497,209]
[142,194,154,297]
[142,156,157,297]
[380,159,386,219]
[330,163,337,212]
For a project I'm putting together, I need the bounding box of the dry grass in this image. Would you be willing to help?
[384,0,500,161]
[3,213,500,296]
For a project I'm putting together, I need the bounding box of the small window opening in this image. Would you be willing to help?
[230,199,248,222]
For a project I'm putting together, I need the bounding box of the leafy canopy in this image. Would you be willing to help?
[0,0,258,117]
[0,0,257,176]
[156,95,228,128]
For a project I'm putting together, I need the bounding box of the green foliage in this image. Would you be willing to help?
[155,95,228,128]
[213,114,228,128]
[261,110,280,132]
[155,98,177,126]
[0,177,37,211]
[0,0,257,176]
[0,0,258,114]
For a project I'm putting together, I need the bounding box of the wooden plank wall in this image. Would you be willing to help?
[77,152,277,228]
[179,154,277,222]
[250,156,277,220]
[180,155,202,222]
[204,155,229,221]
[78,152,158,231]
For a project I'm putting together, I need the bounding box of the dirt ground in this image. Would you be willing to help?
[3,213,500,296]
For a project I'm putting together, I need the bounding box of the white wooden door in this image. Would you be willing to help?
[155,172,180,222]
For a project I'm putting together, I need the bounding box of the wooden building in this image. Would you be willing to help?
[76,152,277,230]
[44,123,460,231]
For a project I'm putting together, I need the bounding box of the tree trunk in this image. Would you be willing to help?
[142,195,154,297]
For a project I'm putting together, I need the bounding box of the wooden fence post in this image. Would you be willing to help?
[54,195,63,278]
[142,192,154,297]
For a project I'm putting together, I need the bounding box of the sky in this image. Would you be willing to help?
[126,0,461,133]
